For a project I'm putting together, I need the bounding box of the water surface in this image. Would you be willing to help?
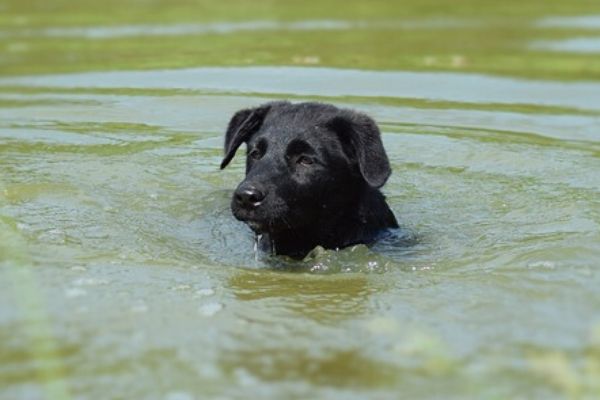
[1,1,600,399]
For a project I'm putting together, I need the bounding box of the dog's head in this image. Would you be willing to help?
[220,101,391,235]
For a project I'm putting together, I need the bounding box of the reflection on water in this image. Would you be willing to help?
[536,15,600,29]
[219,348,400,389]
[228,269,370,322]
[5,67,600,111]
[532,37,600,54]
[0,19,484,40]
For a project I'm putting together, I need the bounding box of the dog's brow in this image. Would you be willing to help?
[286,139,314,155]
[251,138,267,151]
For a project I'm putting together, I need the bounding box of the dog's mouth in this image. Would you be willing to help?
[233,211,270,233]
[237,215,291,235]
[232,198,298,235]
[232,202,288,234]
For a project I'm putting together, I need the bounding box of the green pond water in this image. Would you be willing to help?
[1,1,600,399]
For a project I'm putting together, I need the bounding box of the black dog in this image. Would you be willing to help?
[220,101,398,259]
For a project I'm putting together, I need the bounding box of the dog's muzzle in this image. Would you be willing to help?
[234,184,265,210]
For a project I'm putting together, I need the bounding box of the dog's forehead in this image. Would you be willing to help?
[252,105,338,148]
[254,124,334,150]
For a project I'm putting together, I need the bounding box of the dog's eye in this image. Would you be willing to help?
[296,155,314,166]
[248,149,262,160]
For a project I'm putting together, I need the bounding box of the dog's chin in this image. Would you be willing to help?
[246,220,268,234]
[245,220,291,235]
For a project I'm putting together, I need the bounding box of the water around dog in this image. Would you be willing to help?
[1,2,600,399]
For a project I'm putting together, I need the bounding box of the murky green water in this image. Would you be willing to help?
[1,1,600,399]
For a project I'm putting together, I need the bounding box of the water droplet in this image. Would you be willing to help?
[310,262,329,273]
[367,261,378,271]
[254,234,260,261]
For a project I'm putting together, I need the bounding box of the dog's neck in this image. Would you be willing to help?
[258,187,398,259]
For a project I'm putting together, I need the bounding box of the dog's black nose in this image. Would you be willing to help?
[234,185,265,208]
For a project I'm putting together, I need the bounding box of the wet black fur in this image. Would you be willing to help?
[221,101,398,259]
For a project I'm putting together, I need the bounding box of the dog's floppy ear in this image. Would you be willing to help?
[327,111,391,188]
[220,104,272,169]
